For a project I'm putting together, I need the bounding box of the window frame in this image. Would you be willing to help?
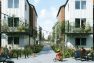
[75,18,80,28]
[75,38,86,46]
[14,0,19,8]
[8,0,13,8]
[75,0,86,9]
[75,1,80,9]
[8,0,19,8]
[8,37,19,44]
[81,1,86,9]
[75,18,86,28]
[8,17,19,27]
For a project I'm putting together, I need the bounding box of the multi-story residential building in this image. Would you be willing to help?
[57,0,93,49]
[93,0,94,50]
[0,0,1,47]
[0,0,37,49]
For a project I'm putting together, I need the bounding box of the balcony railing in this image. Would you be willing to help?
[1,22,30,32]
[65,22,93,33]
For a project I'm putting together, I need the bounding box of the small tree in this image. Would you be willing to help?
[84,23,91,33]
[1,21,9,32]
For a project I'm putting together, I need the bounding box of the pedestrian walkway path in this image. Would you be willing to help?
[12,44,94,63]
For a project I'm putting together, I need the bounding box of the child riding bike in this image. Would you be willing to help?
[54,49,63,61]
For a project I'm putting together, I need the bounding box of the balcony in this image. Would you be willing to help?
[65,22,93,34]
[1,22,30,33]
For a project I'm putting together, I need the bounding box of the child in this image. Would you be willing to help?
[55,49,62,61]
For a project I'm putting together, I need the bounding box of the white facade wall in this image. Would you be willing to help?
[65,0,93,26]
[66,35,93,49]
[65,0,93,49]
[1,0,34,48]
[1,0,29,25]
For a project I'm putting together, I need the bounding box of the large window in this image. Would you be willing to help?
[14,18,19,27]
[81,18,86,29]
[8,17,13,27]
[8,37,19,44]
[8,17,19,27]
[8,0,19,8]
[75,38,86,46]
[75,0,86,9]
[8,0,13,8]
[8,37,13,44]
[14,37,19,44]
[81,1,86,9]
[75,18,86,28]
[14,0,19,8]
[75,18,80,28]
[75,1,80,9]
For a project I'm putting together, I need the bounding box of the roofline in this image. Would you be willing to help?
[26,0,38,17]
[56,0,69,17]
[30,4,38,17]
[56,5,65,17]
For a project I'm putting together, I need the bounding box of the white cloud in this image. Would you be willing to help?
[39,9,46,17]
[38,7,58,37]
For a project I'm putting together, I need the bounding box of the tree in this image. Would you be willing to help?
[39,26,42,42]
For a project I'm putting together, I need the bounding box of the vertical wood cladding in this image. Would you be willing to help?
[29,5,33,36]
[57,6,65,22]
[0,0,1,47]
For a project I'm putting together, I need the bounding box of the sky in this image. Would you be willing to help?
[28,0,67,38]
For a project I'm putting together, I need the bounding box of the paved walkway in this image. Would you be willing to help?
[12,44,94,63]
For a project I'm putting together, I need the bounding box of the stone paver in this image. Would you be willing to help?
[11,44,94,63]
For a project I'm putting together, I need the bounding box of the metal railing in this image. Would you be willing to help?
[65,22,93,33]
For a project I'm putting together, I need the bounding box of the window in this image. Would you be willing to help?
[8,0,19,8]
[8,17,13,27]
[14,37,19,44]
[75,18,80,28]
[8,0,13,8]
[81,18,86,29]
[14,0,19,8]
[75,38,86,46]
[75,18,86,28]
[8,17,19,27]
[14,18,19,27]
[75,1,80,9]
[75,0,86,9]
[81,1,86,9]
[8,37,13,44]
[81,38,86,45]
[8,37,19,44]
[75,38,80,45]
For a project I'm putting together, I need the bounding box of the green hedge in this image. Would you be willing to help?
[11,45,43,58]
[31,45,43,53]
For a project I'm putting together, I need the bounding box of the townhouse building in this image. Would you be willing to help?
[57,0,93,50]
[0,0,37,49]
[0,0,1,45]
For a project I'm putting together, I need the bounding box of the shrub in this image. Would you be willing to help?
[30,45,43,53]
[64,49,74,58]
[51,45,74,58]
[51,45,60,52]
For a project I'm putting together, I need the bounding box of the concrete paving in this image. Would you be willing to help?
[11,44,94,63]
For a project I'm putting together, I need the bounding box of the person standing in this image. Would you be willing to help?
[0,47,3,55]
[8,46,13,58]
[3,45,9,58]
[80,47,86,60]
